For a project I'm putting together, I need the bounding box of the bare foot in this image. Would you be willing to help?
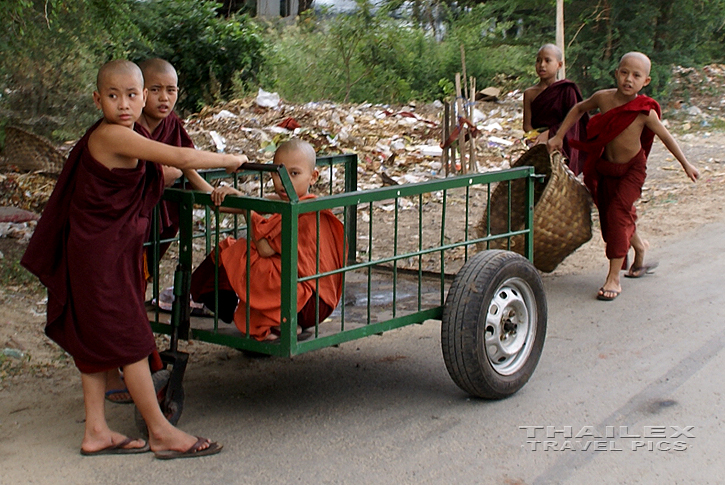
[630,238,650,273]
[81,431,146,454]
[148,426,215,455]
[597,287,621,301]
[598,271,621,301]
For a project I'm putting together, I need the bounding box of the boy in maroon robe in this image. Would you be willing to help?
[136,58,215,272]
[548,52,699,301]
[21,60,247,458]
[523,44,588,174]
[103,59,216,404]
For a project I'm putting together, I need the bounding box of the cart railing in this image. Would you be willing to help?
[147,157,536,358]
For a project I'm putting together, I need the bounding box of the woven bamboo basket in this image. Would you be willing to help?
[476,144,592,272]
[1,125,66,174]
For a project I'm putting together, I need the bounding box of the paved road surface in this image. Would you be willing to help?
[3,219,724,484]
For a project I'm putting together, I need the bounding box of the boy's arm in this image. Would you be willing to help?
[522,89,534,132]
[254,237,276,258]
[96,124,246,173]
[163,166,183,187]
[547,93,600,153]
[644,111,699,182]
[183,169,215,192]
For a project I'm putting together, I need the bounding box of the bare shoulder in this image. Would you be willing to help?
[591,89,619,112]
[88,122,146,168]
[90,122,139,145]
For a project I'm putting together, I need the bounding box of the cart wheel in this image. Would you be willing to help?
[442,250,547,399]
[134,369,184,436]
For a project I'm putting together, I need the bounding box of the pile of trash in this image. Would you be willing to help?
[185,87,529,192]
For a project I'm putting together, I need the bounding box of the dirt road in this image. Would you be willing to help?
[1,130,724,484]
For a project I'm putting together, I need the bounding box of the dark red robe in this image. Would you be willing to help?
[571,95,661,260]
[530,79,588,175]
[134,112,194,272]
[21,121,165,373]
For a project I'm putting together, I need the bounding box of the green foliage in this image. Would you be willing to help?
[1,0,724,141]
[129,0,267,113]
[0,0,139,140]
[566,0,725,97]
[262,1,535,104]
[0,0,267,139]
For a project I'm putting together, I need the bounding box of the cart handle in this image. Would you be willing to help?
[240,162,298,202]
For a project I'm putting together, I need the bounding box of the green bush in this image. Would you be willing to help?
[0,1,138,141]
[261,2,535,104]
[129,0,267,113]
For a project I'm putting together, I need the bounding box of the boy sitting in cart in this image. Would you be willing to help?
[190,139,346,341]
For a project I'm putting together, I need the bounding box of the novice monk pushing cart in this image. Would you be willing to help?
[22,60,247,459]
[548,52,699,301]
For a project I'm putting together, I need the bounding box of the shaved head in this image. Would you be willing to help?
[275,139,316,171]
[138,58,177,80]
[538,43,562,62]
[619,52,651,76]
[96,59,143,91]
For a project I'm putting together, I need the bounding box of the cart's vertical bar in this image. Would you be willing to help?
[344,155,358,265]
[340,199,348,333]
[506,180,512,250]
[314,210,321,337]
[279,194,299,354]
[393,194,399,319]
[149,205,161,321]
[525,168,535,262]
[464,183,471,261]
[366,201,373,326]
[213,206,220,331]
[244,218,251,338]
[440,189,447,306]
[485,181,492,249]
[171,191,195,345]
[417,192,423,311]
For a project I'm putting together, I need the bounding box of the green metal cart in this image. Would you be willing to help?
[145,154,547,424]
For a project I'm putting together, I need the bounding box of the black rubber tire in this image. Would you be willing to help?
[134,369,184,436]
[442,250,547,399]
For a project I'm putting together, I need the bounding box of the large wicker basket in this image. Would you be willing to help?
[476,144,592,272]
[1,125,66,173]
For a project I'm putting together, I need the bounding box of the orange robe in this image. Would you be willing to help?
[209,194,346,340]
[571,95,661,260]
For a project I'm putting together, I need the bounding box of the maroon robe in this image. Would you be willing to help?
[134,112,194,269]
[530,79,588,174]
[21,121,165,373]
[571,95,661,260]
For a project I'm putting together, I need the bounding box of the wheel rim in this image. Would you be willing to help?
[482,276,537,376]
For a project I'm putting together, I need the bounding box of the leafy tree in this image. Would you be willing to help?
[0,0,139,140]
[129,0,267,112]
[566,0,725,96]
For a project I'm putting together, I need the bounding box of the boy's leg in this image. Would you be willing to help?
[626,231,657,277]
[104,368,131,403]
[122,358,216,454]
[80,371,147,453]
[599,257,625,300]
